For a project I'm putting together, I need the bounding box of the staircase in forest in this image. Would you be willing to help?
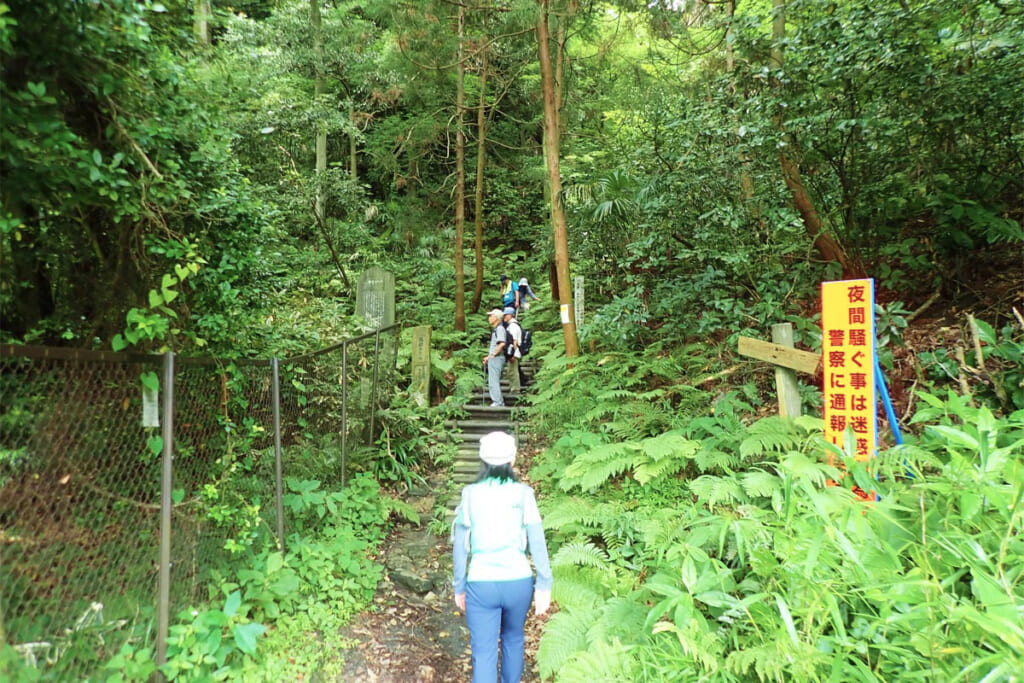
[448,359,537,496]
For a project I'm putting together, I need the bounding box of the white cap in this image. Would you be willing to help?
[519,278,528,286]
[479,431,517,466]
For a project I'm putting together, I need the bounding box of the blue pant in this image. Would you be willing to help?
[486,355,506,406]
[466,577,534,683]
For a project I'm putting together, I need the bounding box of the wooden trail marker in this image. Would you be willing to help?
[737,323,821,419]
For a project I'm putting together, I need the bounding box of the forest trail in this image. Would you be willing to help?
[335,362,541,682]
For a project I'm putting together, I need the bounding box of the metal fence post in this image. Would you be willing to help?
[369,329,381,446]
[341,341,348,488]
[156,351,175,674]
[271,358,285,552]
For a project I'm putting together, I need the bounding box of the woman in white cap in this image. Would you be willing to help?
[452,431,552,683]
[516,278,541,317]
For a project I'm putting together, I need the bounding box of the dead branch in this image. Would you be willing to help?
[906,289,941,324]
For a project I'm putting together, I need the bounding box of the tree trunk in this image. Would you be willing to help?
[454,3,467,331]
[537,0,579,357]
[349,101,358,181]
[193,0,211,47]
[311,0,327,225]
[310,0,349,289]
[471,47,488,314]
[771,0,855,275]
[726,0,763,229]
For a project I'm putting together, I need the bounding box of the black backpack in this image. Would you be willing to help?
[502,320,530,359]
[519,328,532,356]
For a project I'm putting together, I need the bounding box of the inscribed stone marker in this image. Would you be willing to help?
[410,326,431,407]
[573,275,584,328]
[356,267,395,329]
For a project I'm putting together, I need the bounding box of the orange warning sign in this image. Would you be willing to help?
[821,279,877,463]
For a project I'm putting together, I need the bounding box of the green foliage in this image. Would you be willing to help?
[558,431,698,493]
[533,348,1024,681]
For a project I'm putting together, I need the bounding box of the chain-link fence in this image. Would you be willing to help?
[0,323,402,678]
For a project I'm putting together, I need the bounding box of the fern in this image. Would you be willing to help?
[586,596,650,645]
[690,474,746,508]
[648,618,725,674]
[560,432,700,492]
[725,638,828,682]
[594,388,636,402]
[632,456,687,485]
[555,638,638,683]
[552,565,609,611]
[694,446,741,473]
[740,416,802,458]
[560,442,639,492]
[741,469,783,499]
[582,402,619,424]
[553,541,611,569]
[777,451,835,489]
[542,496,599,530]
[536,607,598,680]
[379,495,420,525]
[639,509,697,560]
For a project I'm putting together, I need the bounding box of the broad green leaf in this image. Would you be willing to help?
[973,319,997,344]
[926,425,978,452]
[140,370,159,392]
[172,488,185,504]
[148,289,163,308]
[231,623,265,655]
[146,435,163,457]
[223,590,242,618]
[266,551,284,575]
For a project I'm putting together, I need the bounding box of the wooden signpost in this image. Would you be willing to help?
[737,323,821,418]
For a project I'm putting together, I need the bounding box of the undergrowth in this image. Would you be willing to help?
[527,315,1024,682]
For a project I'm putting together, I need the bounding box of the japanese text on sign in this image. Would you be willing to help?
[821,279,877,463]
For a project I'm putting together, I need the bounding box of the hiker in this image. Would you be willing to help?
[483,308,509,407]
[502,306,524,394]
[452,431,553,683]
[499,275,518,310]
[515,278,541,317]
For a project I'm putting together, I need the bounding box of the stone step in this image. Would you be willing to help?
[461,404,517,415]
[452,432,491,443]
[469,392,526,404]
[446,419,513,431]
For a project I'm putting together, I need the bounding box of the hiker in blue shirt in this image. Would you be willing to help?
[453,432,553,683]
[499,275,518,310]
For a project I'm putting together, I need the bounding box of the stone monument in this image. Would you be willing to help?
[410,326,431,407]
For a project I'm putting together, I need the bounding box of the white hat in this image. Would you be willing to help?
[479,431,517,466]
[519,278,529,286]
[486,308,504,318]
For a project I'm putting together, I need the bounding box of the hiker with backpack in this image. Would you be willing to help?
[499,275,518,310]
[502,307,523,394]
[515,277,541,318]
[452,431,553,683]
[483,308,510,407]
